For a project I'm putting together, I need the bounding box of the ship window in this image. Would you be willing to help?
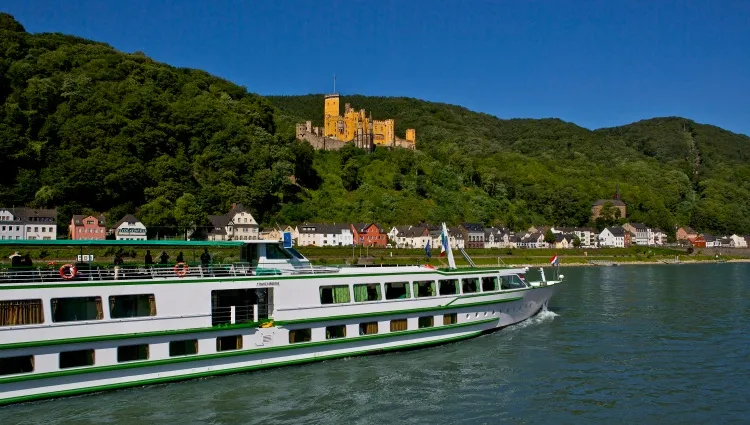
[418,316,434,328]
[117,344,149,362]
[0,355,34,376]
[384,282,410,300]
[59,349,95,369]
[461,278,479,294]
[266,244,292,260]
[109,294,156,318]
[170,339,199,357]
[390,319,408,332]
[443,313,457,325]
[413,280,436,298]
[482,276,499,292]
[319,285,351,304]
[289,329,312,344]
[216,335,243,351]
[501,275,526,290]
[359,322,378,335]
[438,279,459,296]
[353,283,381,302]
[51,297,103,322]
[325,324,346,339]
[0,299,44,326]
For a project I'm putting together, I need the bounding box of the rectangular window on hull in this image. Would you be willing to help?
[216,335,243,351]
[438,279,459,296]
[418,316,434,328]
[443,313,457,325]
[289,329,312,343]
[170,339,199,357]
[353,283,381,302]
[413,280,436,298]
[325,325,346,339]
[461,278,479,294]
[51,297,103,322]
[385,282,410,300]
[117,344,149,362]
[319,285,351,304]
[59,349,95,369]
[109,294,156,318]
[211,289,268,326]
[0,299,44,326]
[0,355,34,376]
[482,276,498,292]
[359,322,378,335]
[390,319,408,332]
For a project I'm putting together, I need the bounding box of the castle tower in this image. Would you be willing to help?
[324,94,340,138]
[406,129,416,143]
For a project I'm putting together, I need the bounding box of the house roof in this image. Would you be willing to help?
[1,207,58,223]
[606,227,626,237]
[352,223,385,233]
[630,222,647,230]
[71,214,106,226]
[110,214,140,230]
[461,223,484,232]
[299,223,350,234]
[681,226,697,234]
[593,199,626,207]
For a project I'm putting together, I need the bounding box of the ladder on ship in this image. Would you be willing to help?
[459,248,477,268]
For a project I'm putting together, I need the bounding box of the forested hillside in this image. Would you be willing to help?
[2,13,749,236]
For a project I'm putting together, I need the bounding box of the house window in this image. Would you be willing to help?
[0,355,34,376]
[109,294,156,318]
[359,322,378,335]
[443,313,457,325]
[117,344,149,362]
[384,282,410,300]
[51,297,103,322]
[0,299,44,326]
[418,316,434,328]
[438,279,459,296]
[59,349,95,369]
[482,276,498,292]
[390,319,408,332]
[319,285,351,304]
[413,280,436,298]
[289,328,312,343]
[353,283,381,302]
[170,339,199,356]
[325,324,346,339]
[461,278,479,294]
[216,335,243,351]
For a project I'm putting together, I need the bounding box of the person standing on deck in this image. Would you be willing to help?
[159,251,169,264]
[200,248,212,276]
[176,251,184,263]
[144,250,153,266]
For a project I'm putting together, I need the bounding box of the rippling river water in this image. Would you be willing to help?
[1,264,749,424]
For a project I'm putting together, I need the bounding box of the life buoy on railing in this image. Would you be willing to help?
[59,264,77,280]
[47,261,56,267]
[174,262,189,278]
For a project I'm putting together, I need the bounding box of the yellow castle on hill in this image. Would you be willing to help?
[296,93,416,151]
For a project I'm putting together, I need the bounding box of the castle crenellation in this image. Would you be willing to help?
[296,93,416,152]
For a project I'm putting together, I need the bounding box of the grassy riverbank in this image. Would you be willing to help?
[1,244,747,269]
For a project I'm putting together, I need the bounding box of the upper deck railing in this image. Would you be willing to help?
[0,263,342,285]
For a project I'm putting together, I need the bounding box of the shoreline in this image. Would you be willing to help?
[481,258,750,268]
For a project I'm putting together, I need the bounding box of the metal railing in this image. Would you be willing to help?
[211,303,273,326]
[0,263,340,284]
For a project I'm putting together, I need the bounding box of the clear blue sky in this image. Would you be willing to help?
[4,0,750,135]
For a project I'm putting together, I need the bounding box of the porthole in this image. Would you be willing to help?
[465,314,470,319]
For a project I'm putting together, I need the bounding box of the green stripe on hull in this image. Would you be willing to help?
[0,318,499,385]
[0,330,482,406]
[0,296,524,350]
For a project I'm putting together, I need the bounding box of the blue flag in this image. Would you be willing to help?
[425,239,432,259]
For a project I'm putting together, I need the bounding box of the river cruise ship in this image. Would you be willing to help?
[0,231,562,405]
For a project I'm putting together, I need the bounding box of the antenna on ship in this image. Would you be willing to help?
[333,74,336,93]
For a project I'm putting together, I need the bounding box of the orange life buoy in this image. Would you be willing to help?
[59,264,77,280]
[174,262,189,277]
[424,264,435,269]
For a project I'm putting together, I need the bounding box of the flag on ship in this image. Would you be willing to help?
[550,254,559,266]
[440,228,449,257]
